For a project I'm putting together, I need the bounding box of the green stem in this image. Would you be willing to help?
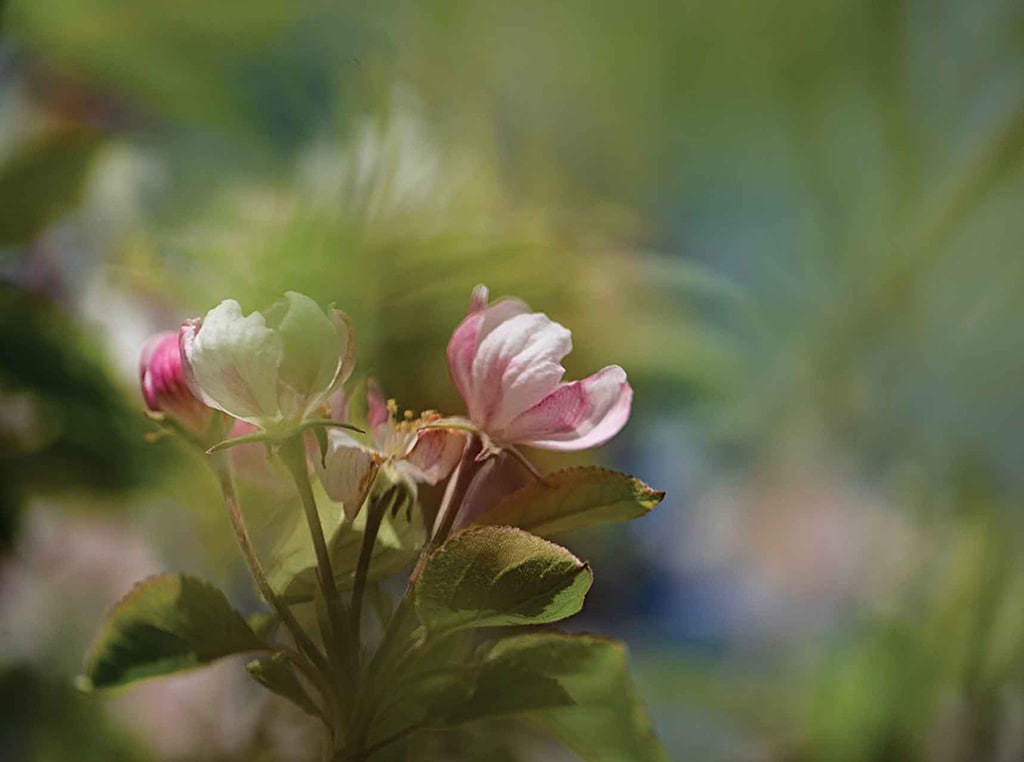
[350,485,397,646]
[209,451,326,673]
[279,436,350,681]
[347,485,403,757]
[411,435,483,580]
[279,647,341,733]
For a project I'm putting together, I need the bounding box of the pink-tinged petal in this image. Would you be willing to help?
[225,420,292,496]
[446,290,530,406]
[454,451,534,529]
[447,310,484,402]
[139,331,172,410]
[318,433,377,519]
[328,307,357,391]
[501,365,632,451]
[404,428,466,485]
[469,312,571,429]
[326,387,350,424]
[366,377,389,430]
[140,330,213,433]
[467,284,489,314]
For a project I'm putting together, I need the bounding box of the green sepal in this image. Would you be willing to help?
[246,652,324,721]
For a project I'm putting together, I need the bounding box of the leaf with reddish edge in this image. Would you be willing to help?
[80,573,267,690]
[472,466,664,537]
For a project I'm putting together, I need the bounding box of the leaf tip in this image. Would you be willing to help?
[646,489,666,507]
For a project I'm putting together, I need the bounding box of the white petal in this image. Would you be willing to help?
[469,312,571,430]
[446,291,530,407]
[267,292,342,419]
[184,300,284,424]
[318,433,377,519]
[403,428,466,485]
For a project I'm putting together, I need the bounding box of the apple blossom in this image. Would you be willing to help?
[446,284,632,451]
[180,291,355,433]
[318,380,465,517]
[139,330,217,436]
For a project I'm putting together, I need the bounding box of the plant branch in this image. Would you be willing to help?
[208,451,326,673]
[279,436,350,680]
[412,434,483,580]
[350,484,398,647]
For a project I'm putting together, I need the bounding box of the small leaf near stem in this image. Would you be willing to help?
[208,451,327,674]
[279,435,353,704]
[206,420,363,455]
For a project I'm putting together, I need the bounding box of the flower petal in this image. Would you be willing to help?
[266,292,342,418]
[139,331,175,410]
[181,301,284,423]
[469,312,571,430]
[467,283,489,314]
[142,330,214,433]
[328,306,357,393]
[318,432,377,519]
[454,451,534,529]
[366,377,389,430]
[404,428,466,485]
[447,289,529,406]
[502,365,632,451]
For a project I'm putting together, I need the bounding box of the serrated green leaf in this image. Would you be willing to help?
[414,526,592,633]
[480,634,670,762]
[81,574,266,690]
[246,653,323,720]
[473,467,664,537]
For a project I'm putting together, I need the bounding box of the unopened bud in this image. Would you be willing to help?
[139,330,217,436]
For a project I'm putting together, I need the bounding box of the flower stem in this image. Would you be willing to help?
[349,485,398,647]
[412,434,483,580]
[208,450,326,673]
[279,436,350,682]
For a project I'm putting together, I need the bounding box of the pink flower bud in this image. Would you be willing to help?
[139,330,215,435]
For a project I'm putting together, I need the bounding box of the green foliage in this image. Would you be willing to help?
[246,652,324,720]
[0,286,159,550]
[473,466,664,537]
[0,128,104,246]
[0,667,150,762]
[81,573,266,689]
[371,632,668,762]
[484,634,670,762]
[414,526,592,633]
[276,502,423,603]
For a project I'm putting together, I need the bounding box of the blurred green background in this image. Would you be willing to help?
[2,0,1024,760]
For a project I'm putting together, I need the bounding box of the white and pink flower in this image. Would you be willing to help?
[180,292,356,434]
[318,380,465,517]
[446,285,632,452]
